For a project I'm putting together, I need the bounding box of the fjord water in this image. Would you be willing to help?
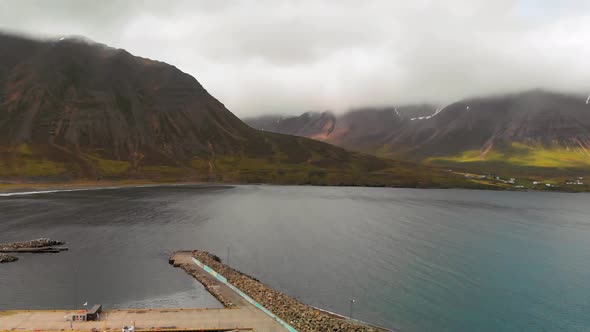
[1,186,589,332]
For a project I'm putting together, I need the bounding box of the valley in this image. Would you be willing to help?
[245,90,590,189]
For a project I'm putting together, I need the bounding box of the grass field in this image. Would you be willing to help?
[429,143,590,169]
[428,142,590,175]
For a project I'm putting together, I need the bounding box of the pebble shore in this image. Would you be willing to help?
[177,250,390,332]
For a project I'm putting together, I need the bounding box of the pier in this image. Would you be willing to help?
[0,251,389,332]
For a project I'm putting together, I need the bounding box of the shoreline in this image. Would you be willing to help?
[0,180,175,194]
[0,180,215,195]
[1,179,587,195]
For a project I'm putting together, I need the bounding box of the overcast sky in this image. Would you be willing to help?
[1,0,590,116]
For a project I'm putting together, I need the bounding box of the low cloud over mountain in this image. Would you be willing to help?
[1,0,590,115]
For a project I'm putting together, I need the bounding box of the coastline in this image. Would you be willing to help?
[1,179,587,195]
[0,180,208,195]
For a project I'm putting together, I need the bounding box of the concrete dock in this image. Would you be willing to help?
[0,308,258,331]
[1,251,389,332]
[0,252,290,332]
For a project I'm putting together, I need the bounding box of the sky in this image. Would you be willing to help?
[1,0,589,116]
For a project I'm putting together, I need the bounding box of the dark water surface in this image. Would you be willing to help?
[1,185,590,332]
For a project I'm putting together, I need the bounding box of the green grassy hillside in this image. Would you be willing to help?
[0,135,495,190]
[428,142,590,173]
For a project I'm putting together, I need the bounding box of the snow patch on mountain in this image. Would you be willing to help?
[410,106,447,121]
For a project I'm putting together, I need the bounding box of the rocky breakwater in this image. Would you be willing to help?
[0,253,18,263]
[0,238,67,263]
[169,254,236,308]
[0,238,65,250]
[175,250,391,332]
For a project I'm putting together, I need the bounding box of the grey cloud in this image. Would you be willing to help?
[1,0,589,116]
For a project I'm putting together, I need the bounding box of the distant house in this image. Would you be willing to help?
[71,304,102,321]
[72,311,87,321]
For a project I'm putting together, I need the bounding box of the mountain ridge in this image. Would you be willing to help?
[244,90,590,175]
[0,33,485,189]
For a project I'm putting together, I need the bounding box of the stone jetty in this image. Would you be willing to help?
[0,238,67,261]
[175,250,391,332]
[0,238,65,250]
[170,254,237,308]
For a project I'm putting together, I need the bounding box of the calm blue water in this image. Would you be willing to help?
[1,185,589,331]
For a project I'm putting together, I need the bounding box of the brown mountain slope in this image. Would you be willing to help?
[245,105,438,154]
[245,91,590,175]
[0,33,480,188]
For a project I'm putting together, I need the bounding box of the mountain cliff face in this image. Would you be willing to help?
[246,111,337,140]
[0,33,476,188]
[245,105,438,154]
[244,91,590,173]
[0,34,250,167]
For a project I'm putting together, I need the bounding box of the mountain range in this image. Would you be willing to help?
[0,33,481,189]
[245,91,590,176]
